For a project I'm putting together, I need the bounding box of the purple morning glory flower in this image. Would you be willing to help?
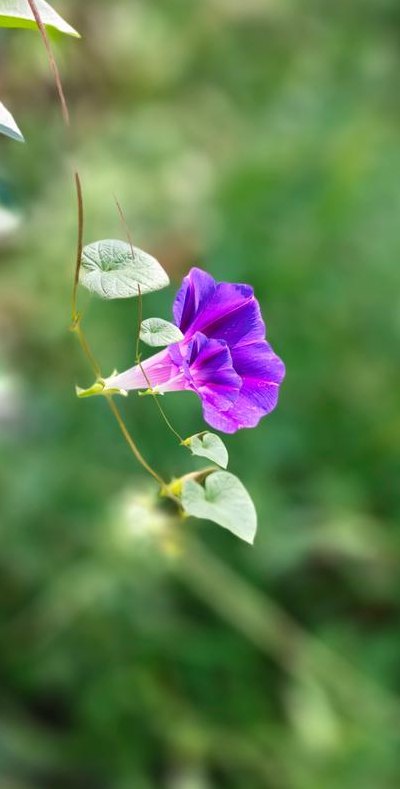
[104,268,285,433]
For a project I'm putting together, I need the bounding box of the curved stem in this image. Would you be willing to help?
[72,321,100,378]
[114,197,184,444]
[107,397,165,486]
[72,171,84,322]
[150,396,184,443]
[26,0,70,128]
[136,287,143,363]
[74,319,165,485]
[73,316,165,485]
[28,2,166,490]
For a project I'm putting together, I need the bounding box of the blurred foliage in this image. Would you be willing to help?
[1,0,400,786]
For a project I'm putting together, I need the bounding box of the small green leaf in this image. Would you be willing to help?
[184,432,228,469]
[0,0,80,36]
[182,471,257,544]
[80,240,170,300]
[0,101,24,142]
[140,318,183,347]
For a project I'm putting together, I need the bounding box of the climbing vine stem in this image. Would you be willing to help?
[28,0,167,489]
[114,197,184,444]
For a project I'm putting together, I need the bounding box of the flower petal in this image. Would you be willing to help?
[105,267,285,435]
[180,332,241,411]
[173,268,215,334]
[173,267,265,347]
[202,341,285,433]
[103,348,180,392]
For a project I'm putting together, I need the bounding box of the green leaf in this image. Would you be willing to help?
[184,432,228,469]
[0,101,24,142]
[80,240,170,300]
[140,318,183,347]
[182,471,257,544]
[0,0,80,36]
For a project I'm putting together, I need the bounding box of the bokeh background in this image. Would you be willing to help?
[1,0,400,786]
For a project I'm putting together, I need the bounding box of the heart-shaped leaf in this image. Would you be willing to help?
[184,432,228,469]
[0,0,80,36]
[80,240,170,299]
[0,101,24,142]
[140,318,183,347]
[182,471,257,544]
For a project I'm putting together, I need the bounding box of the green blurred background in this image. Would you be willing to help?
[1,0,400,786]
